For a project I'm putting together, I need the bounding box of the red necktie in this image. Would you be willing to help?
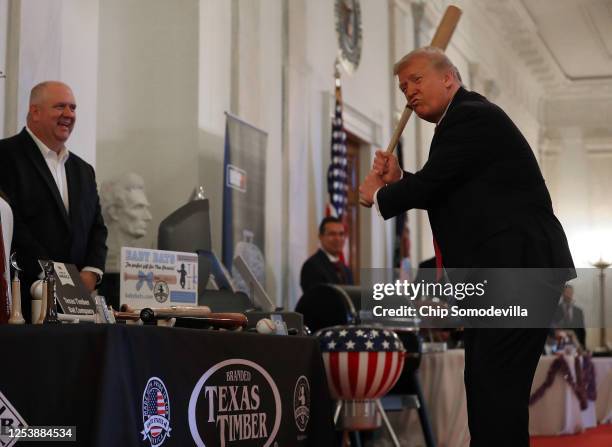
[334,261,347,284]
[0,218,9,324]
[433,238,443,282]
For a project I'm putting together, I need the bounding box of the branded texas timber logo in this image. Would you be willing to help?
[188,359,282,446]
[0,390,27,447]
[141,377,172,447]
[293,376,310,433]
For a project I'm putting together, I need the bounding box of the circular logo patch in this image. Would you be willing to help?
[154,281,169,303]
[141,377,171,447]
[293,376,310,432]
[188,359,282,447]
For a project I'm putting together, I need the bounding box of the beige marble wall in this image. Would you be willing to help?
[96,0,199,252]
[4,0,99,166]
[0,0,8,138]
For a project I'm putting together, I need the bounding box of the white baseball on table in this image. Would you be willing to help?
[256,318,276,334]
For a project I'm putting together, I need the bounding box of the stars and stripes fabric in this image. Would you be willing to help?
[326,87,348,218]
[149,390,167,438]
[317,326,405,400]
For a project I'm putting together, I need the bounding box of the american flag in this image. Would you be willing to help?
[148,390,166,438]
[326,78,348,218]
[318,327,405,400]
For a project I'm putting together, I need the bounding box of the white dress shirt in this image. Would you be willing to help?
[26,127,70,211]
[321,248,340,264]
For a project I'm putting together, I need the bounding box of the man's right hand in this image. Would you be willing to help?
[372,150,402,184]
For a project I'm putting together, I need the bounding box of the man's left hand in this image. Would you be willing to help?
[80,271,98,292]
[359,170,385,207]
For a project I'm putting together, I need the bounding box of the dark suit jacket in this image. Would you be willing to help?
[0,129,107,297]
[300,249,354,293]
[378,87,574,273]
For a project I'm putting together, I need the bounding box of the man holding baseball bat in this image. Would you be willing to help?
[360,47,574,446]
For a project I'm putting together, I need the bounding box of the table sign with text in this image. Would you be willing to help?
[51,262,97,316]
[120,247,198,309]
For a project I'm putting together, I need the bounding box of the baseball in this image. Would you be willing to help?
[30,280,44,300]
[256,318,276,334]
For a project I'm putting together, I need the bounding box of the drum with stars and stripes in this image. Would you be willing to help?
[316,325,406,400]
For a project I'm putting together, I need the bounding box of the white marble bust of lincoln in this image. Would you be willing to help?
[101,172,152,273]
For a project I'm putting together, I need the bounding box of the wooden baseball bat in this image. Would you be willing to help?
[139,305,212,319]
[55,306,246,329]
[120,304,212,318]
[139,308,248,329]
[360,5,462,207]
[385,5,461,155]
[8,277,25,324]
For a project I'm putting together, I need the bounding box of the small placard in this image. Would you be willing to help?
[51,262,97,315]
[120,247,198,309]
[270,314,288,336]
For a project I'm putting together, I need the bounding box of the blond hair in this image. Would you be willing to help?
[393,46,461,82]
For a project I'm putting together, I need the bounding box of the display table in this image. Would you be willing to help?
[385,349,469,447]
[0,324,334,446]
[529,354,612,435]
[380,350,612,446]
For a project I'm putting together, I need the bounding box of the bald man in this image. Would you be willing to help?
[0,81,107,321]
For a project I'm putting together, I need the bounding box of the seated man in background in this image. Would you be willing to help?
[554,284,586,348]
[300,216,353,293]
[0,81,107,321]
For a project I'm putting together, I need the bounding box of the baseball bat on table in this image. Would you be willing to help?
[121,304,212,318]
[58,304,247,330]
[139,308,248,329]
[359,5,462,207]
[55,305,213,323]
[121,304,248,329]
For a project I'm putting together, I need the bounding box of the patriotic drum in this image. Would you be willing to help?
[316,325,406,430]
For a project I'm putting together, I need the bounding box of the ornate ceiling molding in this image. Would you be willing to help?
[476,0,612,101]
[395,0,612,133]
[415,0,545,118]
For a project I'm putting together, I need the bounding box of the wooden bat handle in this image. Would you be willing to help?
[113,310,142,322]
[139,308,248,328]
[359,199,373,208]
[384,5,462,156]
[140,306,212,320]
[430,5,462,50]
[385,106,412,154]
[359,6,462,207]
[8,280,25,324]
